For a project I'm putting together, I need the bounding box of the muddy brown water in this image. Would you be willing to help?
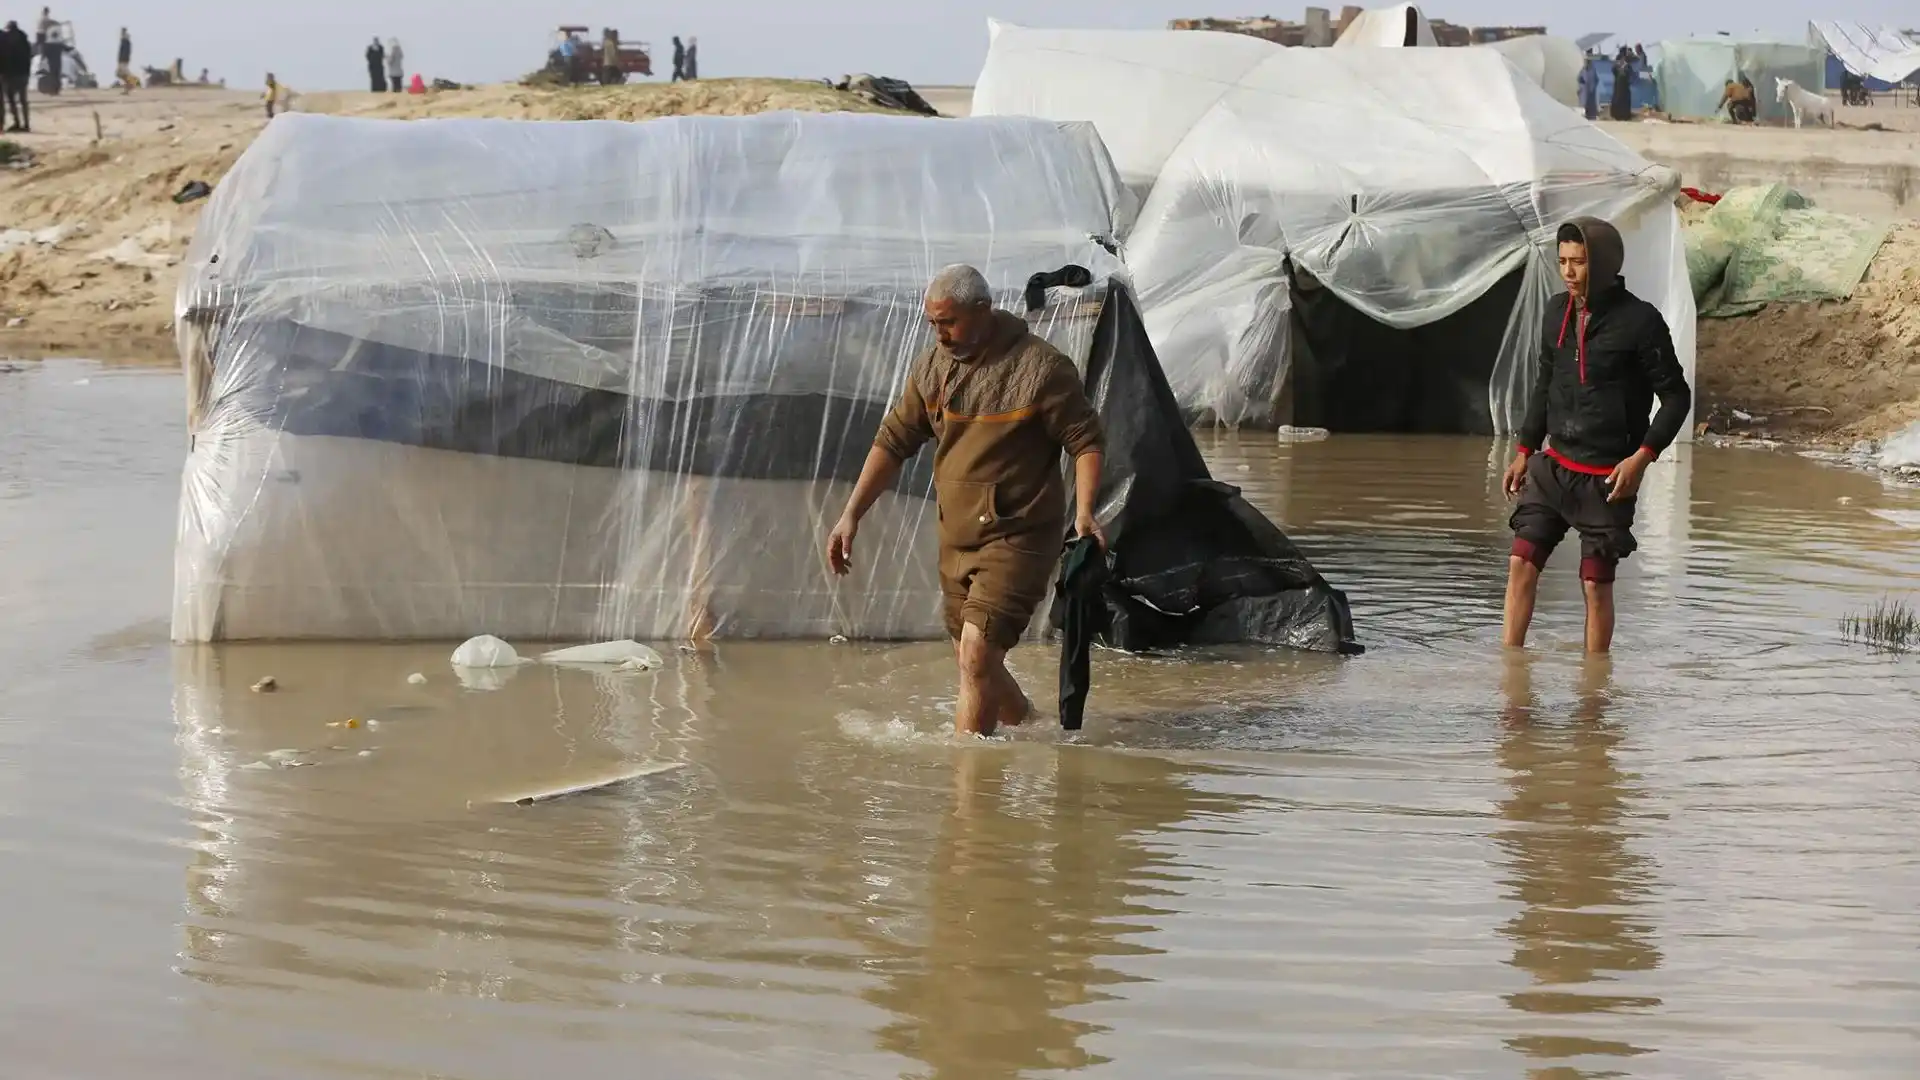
[3,359,1918,1079]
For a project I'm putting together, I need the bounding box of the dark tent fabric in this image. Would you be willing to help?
[1047,277,1362,656]
[1285,264,1526,435]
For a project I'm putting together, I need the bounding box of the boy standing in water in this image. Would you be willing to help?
[1502,217,1692,654]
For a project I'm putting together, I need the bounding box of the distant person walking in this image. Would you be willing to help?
[364,37,385,92]
[1578,60,1597,121]
[0,20,30,131]
[264,72,282,119]
[116,26,134,93]
[684,36,698,81]
[36,16,65,94]
[385,38,404,93]
[670,35,685,81]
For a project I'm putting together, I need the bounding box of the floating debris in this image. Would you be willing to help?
[251,676,278,693]
[406,672,428,685]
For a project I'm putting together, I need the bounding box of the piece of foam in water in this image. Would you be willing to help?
[487,761,687,806]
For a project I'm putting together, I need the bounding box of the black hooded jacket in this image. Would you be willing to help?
[1518,217,1692,470]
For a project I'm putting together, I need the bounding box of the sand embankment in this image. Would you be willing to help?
[0,80,914,361]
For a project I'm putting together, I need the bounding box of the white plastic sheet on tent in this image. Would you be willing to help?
[1807,21,1920,85]
[1480,34,1585,107]
[1334,4,1436,48]
[1656,39,1826,123]
[971,21,1696,434]
[171,111,1137,643]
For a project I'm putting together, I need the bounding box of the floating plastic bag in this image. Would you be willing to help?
[539,640,665,670]
[450,634,522,668]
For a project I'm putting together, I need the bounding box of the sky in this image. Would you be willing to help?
[40,1,1919,91]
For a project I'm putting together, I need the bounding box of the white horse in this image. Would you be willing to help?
[1775,77,1834,129]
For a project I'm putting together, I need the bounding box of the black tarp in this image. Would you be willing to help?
[1047,278,1361,656]
[1284,263,1525,436]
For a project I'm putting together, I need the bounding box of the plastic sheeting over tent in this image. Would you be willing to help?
[172,111,1357,653]
[1807,21,1920,87]
[1656,39,1825,123]
[1334,4,1435,48]
[1481,34,1585,107]
[971,22,1696,434]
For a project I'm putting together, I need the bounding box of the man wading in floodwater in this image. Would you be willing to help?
[827,265,1106,736]
[1502,218,1692,653]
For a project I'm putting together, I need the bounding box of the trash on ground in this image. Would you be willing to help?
[171,180,212,204]
[1880,421,1920,470]
[89,236,176,269]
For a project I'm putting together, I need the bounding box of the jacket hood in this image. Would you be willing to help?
[1561,216,1625,292]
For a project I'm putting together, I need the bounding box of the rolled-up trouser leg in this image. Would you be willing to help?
[939,537,1058,651]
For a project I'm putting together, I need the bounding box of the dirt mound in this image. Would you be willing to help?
[0,80,917,361]
[1696,222,1920,442]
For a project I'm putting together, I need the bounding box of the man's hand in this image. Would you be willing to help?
[1606,448,1654,503]
[826,514,858,576]
[1502,453,1530,500]
[1075,512,1107,552]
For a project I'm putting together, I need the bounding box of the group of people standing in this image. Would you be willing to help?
[669,35,698,82]
[1579,43,1651,123]
[363,36,405,93]
[0,7,63,130]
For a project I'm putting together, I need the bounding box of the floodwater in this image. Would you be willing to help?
[4,358,1919,1079]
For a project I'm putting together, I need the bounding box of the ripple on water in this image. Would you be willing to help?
[1,367,1918,1077]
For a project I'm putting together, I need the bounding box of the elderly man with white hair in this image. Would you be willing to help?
[826,264,1106,736]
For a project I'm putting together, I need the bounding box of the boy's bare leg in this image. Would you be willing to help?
[1502,557,1543,648]
[1582,580,1616,654]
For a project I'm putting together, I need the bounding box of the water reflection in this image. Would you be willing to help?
[1496,653,1662,1074]
[857,747,1241,1079]
[171,640,1244,1075]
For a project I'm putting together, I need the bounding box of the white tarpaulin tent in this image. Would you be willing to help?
[1481,34,1586,107]
[1807,20,1920,84]
[1334,3,1437,48]
[171,111,1138,643]
[971,21,1695,434]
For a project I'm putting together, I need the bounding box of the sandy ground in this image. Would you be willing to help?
[3,81,1916,443]
[0,80,911,361]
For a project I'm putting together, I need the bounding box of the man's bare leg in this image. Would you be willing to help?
[992,659,1031,728]
[1582,580,1615,654]
[1502,557,1543,648]
[954,622,1004,737]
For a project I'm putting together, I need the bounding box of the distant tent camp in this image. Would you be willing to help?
[972,21,1696,437]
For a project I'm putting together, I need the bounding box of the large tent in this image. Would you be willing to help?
[172,111,1357,653]
[971,21,1695,435]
